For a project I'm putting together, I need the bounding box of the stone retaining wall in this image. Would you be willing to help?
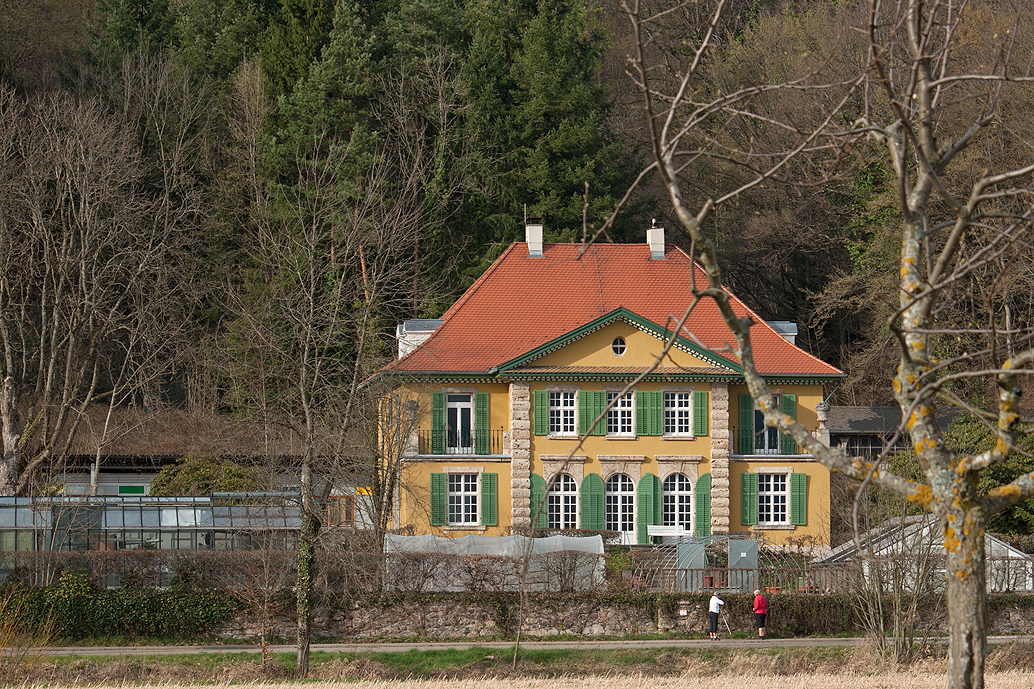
[210,593,1034,642]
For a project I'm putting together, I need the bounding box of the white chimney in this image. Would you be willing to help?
[647,221,665,259]
[526,219,543,257]
[767,321,798,345]
[396,319,443,358]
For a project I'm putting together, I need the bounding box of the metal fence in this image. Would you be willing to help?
[636,566,855,593]
[635,557,1034,594]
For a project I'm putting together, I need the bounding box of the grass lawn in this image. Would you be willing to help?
[7,641,1033,685]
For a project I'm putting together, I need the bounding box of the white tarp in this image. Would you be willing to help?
[382,534,605,592]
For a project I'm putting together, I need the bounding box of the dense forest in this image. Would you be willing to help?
[1,0,1033,497]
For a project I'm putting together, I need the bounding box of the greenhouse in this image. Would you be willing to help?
[0,495,302,552]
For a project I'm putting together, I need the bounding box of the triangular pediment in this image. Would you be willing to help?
[496,308,741,373]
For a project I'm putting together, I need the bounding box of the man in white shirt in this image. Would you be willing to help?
[708,593,725,640]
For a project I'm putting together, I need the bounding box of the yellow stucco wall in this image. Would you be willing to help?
[384,354,834,545]
[528,381,714,483]
[398,458,514,538]
[387,382,514,537]
[534,322,718,369]
[729,384,823,436]
[728,461,831,547]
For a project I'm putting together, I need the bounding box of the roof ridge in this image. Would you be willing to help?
[592,244,605,316]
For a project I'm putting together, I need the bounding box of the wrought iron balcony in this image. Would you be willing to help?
[416,429,505,455]
[732,426,803,456]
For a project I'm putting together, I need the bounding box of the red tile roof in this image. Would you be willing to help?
[390,242,842,377]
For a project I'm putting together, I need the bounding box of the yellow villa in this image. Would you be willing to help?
[377,224,844,549]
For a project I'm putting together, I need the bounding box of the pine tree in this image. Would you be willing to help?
[261,0,336,100]
[265,1,376,183]
[176,0,264,83]
[510,0,623,236]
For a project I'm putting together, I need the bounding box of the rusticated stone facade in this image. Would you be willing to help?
[510,381,532,527]
[709,382,730,534]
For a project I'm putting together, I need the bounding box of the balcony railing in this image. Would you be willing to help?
[732,426,803,455]
[416,429,505,455]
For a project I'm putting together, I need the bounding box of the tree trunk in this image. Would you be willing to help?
[295,461,317,678]
[946,516,987,689]
[0,377,20,496]
[295,512,314,676]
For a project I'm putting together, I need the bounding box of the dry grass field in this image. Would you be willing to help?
[29,674,1034,689]
[10,641,1034,688]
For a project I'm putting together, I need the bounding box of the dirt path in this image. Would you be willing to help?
[37,635,1034,656]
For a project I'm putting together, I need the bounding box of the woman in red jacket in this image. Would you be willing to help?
[753,589,767,639]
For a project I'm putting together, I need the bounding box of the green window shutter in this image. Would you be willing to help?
[637,473,661,544]
[475,392,490,454]
[579,391,606,436]
[635,391,648,436]
[791,472,807,525]
[431,392,446,454]
[481,473,498,526]
[533,390,549,435]
[693,390,709,436]
[741,473,757,525]
[578,391,592,435]
[635,392,662,436]
[430,473,447,526]
[649,391,663,435]
[695,473,711,538]
[530,473,548,528]
[738,393,754,455]
[781,394,797,455]
[580,473,605,530]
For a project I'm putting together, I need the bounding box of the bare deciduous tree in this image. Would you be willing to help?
[623,0,1034,687]
[0,85,198,496]
[223,117,452,673]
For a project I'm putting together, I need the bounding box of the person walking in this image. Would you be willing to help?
[753,589,767,639]
[708,592,725,640]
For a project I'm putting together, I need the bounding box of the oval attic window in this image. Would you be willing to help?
[612,337,626,355]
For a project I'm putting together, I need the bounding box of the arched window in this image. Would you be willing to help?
[662,473,693,530]
[547,473,578,529]
[605,474,635,533]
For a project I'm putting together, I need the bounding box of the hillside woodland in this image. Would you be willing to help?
[1,0,1033,497]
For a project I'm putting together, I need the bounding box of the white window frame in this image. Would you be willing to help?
[547,473,579,530]
[605,473,635,534]
[447,472,479,526]
[606,390,634,436]
[663,391,692,437]
[446,393,474,454]
[757,471,789,525]
[548,390,577,436]
[662,472,693,531]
